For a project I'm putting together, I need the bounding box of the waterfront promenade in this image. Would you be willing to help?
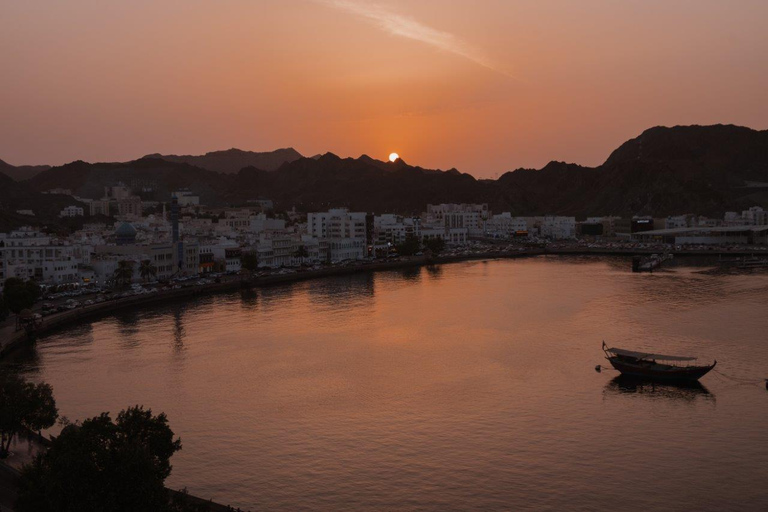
[1,243,765,359]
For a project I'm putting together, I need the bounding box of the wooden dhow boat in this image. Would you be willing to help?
[602,342,716,382]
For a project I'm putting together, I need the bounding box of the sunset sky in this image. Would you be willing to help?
[2,0,767,178]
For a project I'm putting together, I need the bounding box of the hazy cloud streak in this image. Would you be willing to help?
[314,0,512,78]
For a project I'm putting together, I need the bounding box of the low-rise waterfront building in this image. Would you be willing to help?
[60,205,85,218]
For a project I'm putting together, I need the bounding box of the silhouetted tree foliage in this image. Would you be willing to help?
[0,373,58,459]
[395,235,421,256]
[2,278,41,314]
[240,251,259,272]
[294,245,309,264]
[139,259,158,282]
[16,405,182,512]
[423,237,446,255]
[113,260,135,288]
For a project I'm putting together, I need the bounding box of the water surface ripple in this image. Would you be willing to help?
[9,257,768,510]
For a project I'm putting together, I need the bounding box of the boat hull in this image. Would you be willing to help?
[607,358,716,382]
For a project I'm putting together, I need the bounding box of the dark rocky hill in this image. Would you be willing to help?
[494,124,768,217]
[143,147,303,174]
[0,159,51,181]
[17,124,768,218]
[0,171,87,232]
[228,153,487,214]
[28,158,231,205]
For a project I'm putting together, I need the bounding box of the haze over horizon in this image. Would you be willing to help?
[2,0,767,177]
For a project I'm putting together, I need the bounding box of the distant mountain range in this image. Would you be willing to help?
[142,147,304,174]
[2,125,768,229]
[0,159,51,181]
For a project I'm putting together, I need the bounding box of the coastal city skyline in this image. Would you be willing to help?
[2,1,768,177]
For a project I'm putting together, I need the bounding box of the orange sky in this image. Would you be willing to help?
[2,0,767,178]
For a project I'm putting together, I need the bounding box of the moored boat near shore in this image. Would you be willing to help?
[602,342,716,382]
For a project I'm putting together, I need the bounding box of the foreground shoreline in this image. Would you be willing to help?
[0,245,762,359]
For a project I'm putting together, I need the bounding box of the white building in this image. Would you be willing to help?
[250,213,286,235]
[485,213,528,238]
[374,214,420,245]
[426,204,489,236]
[92,243,176,283]
[307,208,369,261]
[172,190,200,206]
[741,206,768,226]
[307,208,368,240]
[328,238,365,262]
[0,228,79,287]
[60,205,85,218]
[538,216,576,239]
[420,225,468,245]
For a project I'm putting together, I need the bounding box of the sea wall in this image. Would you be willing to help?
[0,246,759,359]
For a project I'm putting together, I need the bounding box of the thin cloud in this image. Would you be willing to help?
[314,0,513,78]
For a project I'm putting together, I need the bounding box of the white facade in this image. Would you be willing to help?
[374,214,419,245]
[0,228,79,286]
[741,206,768,226]
[307,209,368,240]
[426,204,489,236]
[329,238,365,262]
[172,190,200,206]
[60,205,85,218]
[539,216,576,239]
[250,213,286,235]
[485,213,528,238]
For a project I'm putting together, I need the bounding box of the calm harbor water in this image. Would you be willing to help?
[7,256,768,510]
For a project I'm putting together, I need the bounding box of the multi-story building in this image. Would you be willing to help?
[246,198,274,211]
[307,208,368,261]
[116,196,143,218]
[665,214,697,229]
[225,247,242,273]
[420,225,468,245]
[89,199,111,217]
[328,238,365,262]
[172,189,200,206]
[0,228,79,287]
[105,184,132,201]
[256,235,298,268]
[538,216,576,239]
[92,243,176,283]
[485,213,528,238]
[741,206,768,226]
[426,204,489,236]
[374,214,420,245]
[250,213,286,235]
[307,208,368,240]
[60,205,85,217]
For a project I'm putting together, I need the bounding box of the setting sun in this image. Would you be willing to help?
[389,152,399,162]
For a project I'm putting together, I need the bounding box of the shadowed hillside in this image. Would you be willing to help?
[16,125,768,217]
[0,159,51,181]
[0,171,87,231]
[144,148,303,174]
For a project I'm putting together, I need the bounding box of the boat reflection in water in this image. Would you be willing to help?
[604,375,715,403]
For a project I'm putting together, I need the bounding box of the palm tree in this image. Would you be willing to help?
[113,260,134,288]
[139,260,157,283]
[294,245,309,266]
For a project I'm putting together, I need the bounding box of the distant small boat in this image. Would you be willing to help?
[602,342,716,382]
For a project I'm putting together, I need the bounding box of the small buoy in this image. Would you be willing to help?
[595,365,602,373]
